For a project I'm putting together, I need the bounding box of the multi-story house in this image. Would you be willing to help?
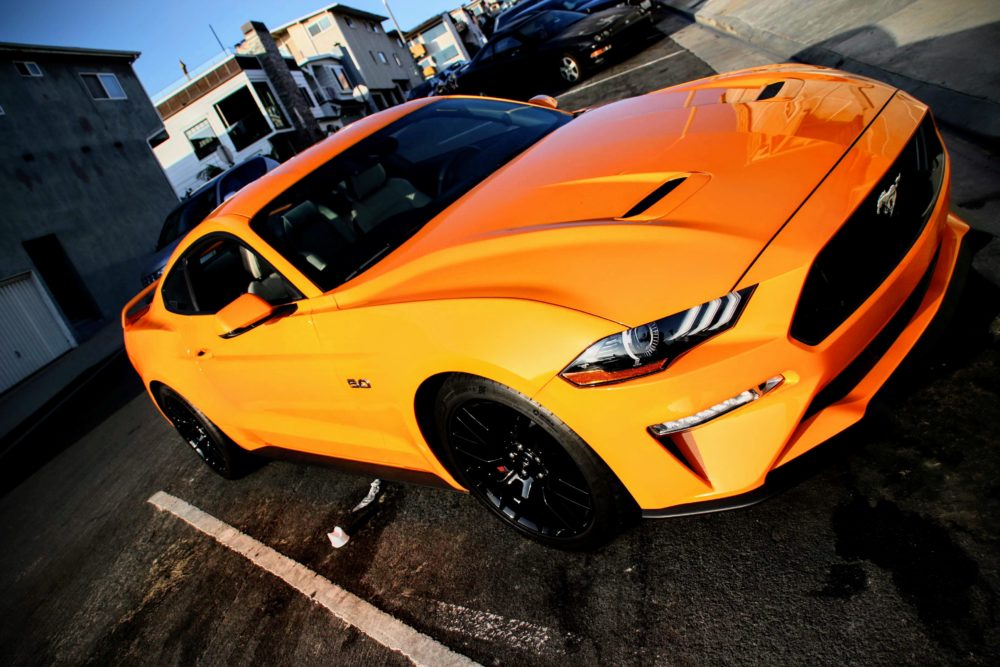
[407,8,488,78]
[271,4,422,109]
[151,20,333,199]
[0,42,178,391]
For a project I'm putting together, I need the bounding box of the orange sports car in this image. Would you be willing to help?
[123,64,967,549]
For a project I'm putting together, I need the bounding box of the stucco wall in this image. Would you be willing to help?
[0,50,178,327]
[280,11,421,93]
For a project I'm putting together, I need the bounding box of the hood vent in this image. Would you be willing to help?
[621,177,687,219]
[756,81,784,100]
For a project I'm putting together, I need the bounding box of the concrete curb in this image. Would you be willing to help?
[660,1,1000,144]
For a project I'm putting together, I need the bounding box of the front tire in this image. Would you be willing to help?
[434,375,636,549]
[157,386,251,479]
[558,53,583,85]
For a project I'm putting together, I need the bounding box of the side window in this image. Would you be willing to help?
[161,236,301,315]
[493,36,522,57]
[476,43,495,64]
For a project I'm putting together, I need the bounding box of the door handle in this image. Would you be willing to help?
[195,349,213,359]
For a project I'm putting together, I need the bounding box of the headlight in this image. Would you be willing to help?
[560,287,754,387]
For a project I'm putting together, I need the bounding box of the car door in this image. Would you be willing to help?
[462,35,529,97]
[160,233,388,463]
[487,34,532,97]
[459,42,496,94]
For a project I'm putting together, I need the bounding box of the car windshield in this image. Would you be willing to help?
[518,11,585,40]
[156,188,218,250]
[494,0,544,31]
[251,98,572,292]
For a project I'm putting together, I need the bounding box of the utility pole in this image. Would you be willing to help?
[381,0,405,39]
[209,24,229,54]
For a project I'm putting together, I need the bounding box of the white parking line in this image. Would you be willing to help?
[148,491,479,667]
[557,49,686,98]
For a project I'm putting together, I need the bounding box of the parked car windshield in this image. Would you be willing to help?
[156,189,218,250]
[251,98,572,292]
[517,10,584,40]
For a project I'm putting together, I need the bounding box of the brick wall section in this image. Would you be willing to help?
[241,21,324,148]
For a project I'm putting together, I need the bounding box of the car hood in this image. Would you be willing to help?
[335,67,896,326]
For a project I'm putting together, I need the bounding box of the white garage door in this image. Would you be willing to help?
[0,272,77,393]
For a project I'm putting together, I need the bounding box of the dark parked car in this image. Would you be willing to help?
[493,0,549,32]
[140,156,279,286]
[406,61,470,100]
[454,6,656,99]
[494,0,653,33]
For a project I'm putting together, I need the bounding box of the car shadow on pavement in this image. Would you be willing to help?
[0,352,145,497]
[790,21,1000,151]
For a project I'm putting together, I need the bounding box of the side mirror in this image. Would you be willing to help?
[216,293,276,338]
[528,94,558,110]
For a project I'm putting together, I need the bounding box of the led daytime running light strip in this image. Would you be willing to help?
[648,375,785,437]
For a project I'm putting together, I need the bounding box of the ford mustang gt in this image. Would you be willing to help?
[123,65,967,549]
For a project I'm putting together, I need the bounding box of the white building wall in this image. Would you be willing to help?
[153,71,294,197]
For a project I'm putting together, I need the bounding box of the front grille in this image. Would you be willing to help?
[790,114,945,345]
[802,247,938,421]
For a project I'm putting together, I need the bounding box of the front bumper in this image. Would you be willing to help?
[532,97,969,513]
[587,10,658,65]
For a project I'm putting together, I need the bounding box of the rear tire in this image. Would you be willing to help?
[157,386,251,479]
[434,374,637,550]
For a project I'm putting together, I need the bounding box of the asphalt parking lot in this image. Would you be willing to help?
[2,11,1000,667]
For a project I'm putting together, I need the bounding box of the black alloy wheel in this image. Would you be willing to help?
[435,375,636,549]
[158,386,249,479]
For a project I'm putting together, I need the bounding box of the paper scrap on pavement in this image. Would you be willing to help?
[328,526,350,548]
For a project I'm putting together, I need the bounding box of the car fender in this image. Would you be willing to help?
[307,296,624,482]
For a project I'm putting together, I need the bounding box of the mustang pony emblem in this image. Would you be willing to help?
[877,173,901,216]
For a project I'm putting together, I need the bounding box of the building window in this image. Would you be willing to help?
[423,23,448,42]
[215,86,272,151]
[393,53,402,67]
[81,73,127,100]
[251,81,290,130]
[185,120,221,160]
[345,16,355,27]
[0,104,5,116]
[377,51,388,65]
[435,45,460,66]
[299,86,316,107]
[14,61,42,77]
[370,22,380,32]
[395,37,404,48]
[307,15,331,36]
[147,127,169,149]
[329,65,351,92]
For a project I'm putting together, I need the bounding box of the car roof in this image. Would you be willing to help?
[495,7,584,37]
